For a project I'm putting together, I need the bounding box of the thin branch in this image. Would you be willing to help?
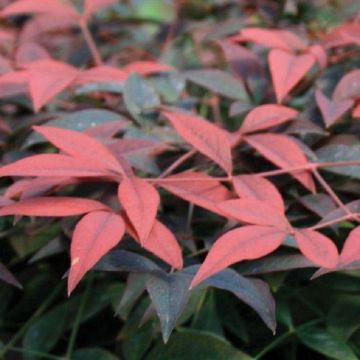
[159,149,196,178]
[310,213,360,230]
[79,19,103,66]
[312,168,351,215]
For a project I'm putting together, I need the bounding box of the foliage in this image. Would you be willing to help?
[0,0,359,359]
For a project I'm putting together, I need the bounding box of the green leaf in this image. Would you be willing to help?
[120,297,156,360]
[297,326,358,360]
[23,109,129,148]
[184,267,276,333]
[75,82,124,95]
[22,285,111,358]
[316,145,360,179]
[116,273,147,319]
[236,255,315,275]
[146,270,192,342]
[146,329,253,360]
[23,302,69,359]
[73,348,118,360]
[133,0,175,22]
[327,297,360,338]
[191,290,224,336]
[149,74,185,102]
[0,261,22,288]
[183,69,249,101]
[95,250,160,273]
[123,73,161,126]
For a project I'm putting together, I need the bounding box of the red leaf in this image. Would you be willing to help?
[245,133,315,192]
[1,0,79,18]
[33,126,124,174]
[239,104,298,134]
[118,176,159,244]
[217,39,265,81]
[123,61,173,76]
[0,69,30,86]
[68,211,125,294]
[294,229,338,268]
[340,227,360,265]
[315,90,353,128]
[84,120,130,139]
[27,60,79,111]
[233,175,285,213]
[218,199,289,230]
[353,104,360,118]
[82,0,116,20]
[190,225,286,287]
[0,154,111,178]
[0,196,13,207]
[137,220,183,269]
[15,42,50,68]
[158,171,232,216]
[0,197,108,217]
[232,28,307,51]
[76,66,128,86]
[308,44,328,70]
[19,14,78,43]
[269,49,315,103]
[333,69,360,101]
[5,177,76,200]
[322,22,360,49]
[163,111,233,174]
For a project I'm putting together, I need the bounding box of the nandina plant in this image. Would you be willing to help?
[0,0,359,358]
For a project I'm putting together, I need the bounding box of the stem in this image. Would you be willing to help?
[311,168,351,216]
[159,149,196,178]
[256,161,360,178]
[310,213,359,230]
[0,284,63,358]
[146,176,232,183]
[65,276,93,359]
[256,163,315,177]
[79,19,103,66]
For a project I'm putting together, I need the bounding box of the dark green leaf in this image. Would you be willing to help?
[146,270,192,342]
[182,69,249,100]
[23,302,69,358]
[237,255,315,275]
[297,326,358,360]
[146,329,253,360]
[123,73,161,126]
[316,145,360,179]
[0,261,22,289]
[116,273,147,319]
[184,266,276,332]
[75,82,124,95]
[327,297,360,339]
[95,250,160,273]
[191,290,224,336]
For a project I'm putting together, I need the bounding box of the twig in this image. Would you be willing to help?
[79,19,103,66]
[311,168,351,216]
[159,149,196,178]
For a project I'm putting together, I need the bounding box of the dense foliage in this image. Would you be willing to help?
[0,0,359,359]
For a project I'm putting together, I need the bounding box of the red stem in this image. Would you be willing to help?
[79,19,103,66]
[159,149,196,178]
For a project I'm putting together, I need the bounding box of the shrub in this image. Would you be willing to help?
[0,0,359,359]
